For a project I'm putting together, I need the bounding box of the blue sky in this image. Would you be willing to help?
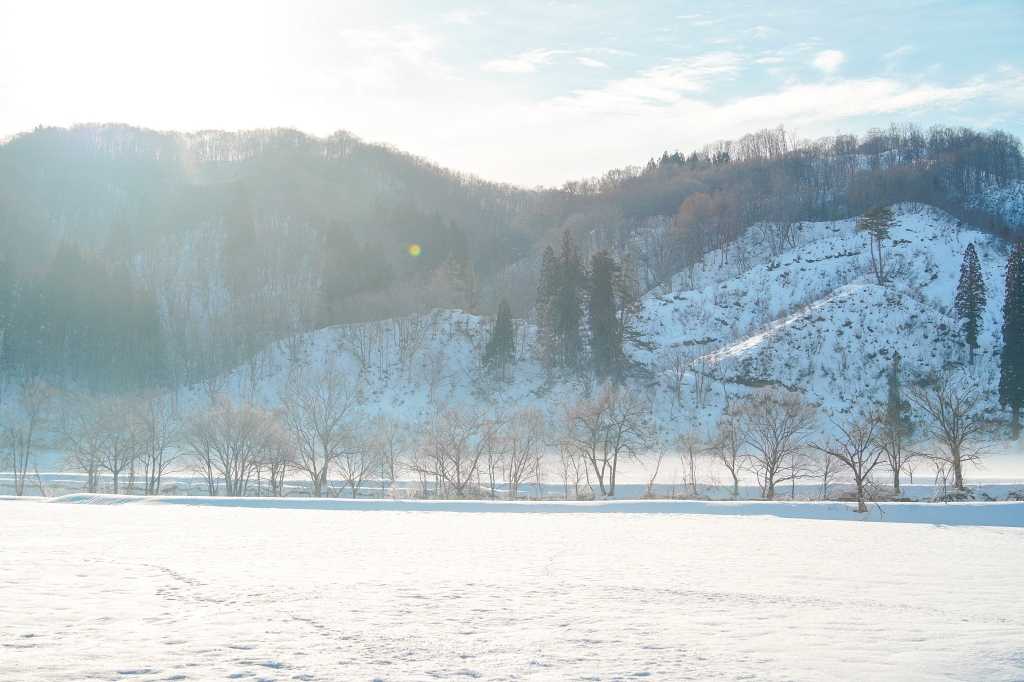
[1,0,1021,185]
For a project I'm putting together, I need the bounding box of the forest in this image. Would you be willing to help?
[1,122,1023,502]
[0,122,1020,391]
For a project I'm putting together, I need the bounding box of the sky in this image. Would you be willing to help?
[0,0,1022,186]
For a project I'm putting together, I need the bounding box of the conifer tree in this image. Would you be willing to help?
[535,245,559,377]
[1000,239,1024,438]
[856,204,899,284]
[955,243,986,364]
[483,296,515,381]
[588,249,621,380]
[556,230,586,371]
[881,351,914,493]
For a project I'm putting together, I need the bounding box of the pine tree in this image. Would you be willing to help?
[483,296,515,381]
[1000,239,1024,438]
[882,351,914,493]
[556,230,586,371]
[535,245,559,377]
[955,243,986,364]
[588,249,621,380]
[856,204,899,284]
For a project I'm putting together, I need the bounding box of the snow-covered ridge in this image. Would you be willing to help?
[200,205,1012,442]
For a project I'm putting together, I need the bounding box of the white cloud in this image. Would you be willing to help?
[744,26,777,38]
[440,9,483,25]
[577,57,609,68]
[884,45,914,60]
[812,50,845,74]
[480,49,566,74]
[339,24,455,86]
[756,57,785,64]
[547,53,742,116]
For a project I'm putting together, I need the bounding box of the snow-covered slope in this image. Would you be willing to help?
[639,205,1007,422]
[200,205,1010,435]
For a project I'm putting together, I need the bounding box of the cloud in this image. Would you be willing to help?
[811,50,845,74]
[577,57,609,68]
[884,45,914,60]
[440,9,483,25]
[744,26,777,39]
[547,53,742,116]
[480,49,566,74]
[756,57,785,64]
[339,24,455,86]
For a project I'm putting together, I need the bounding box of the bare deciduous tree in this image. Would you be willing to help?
[736,387,818,500]
[135,391,181,495]
[908,370,990,491]
[367,413,409,498]
[560,386,657,497]
[278,362,364,497]
[501,406,548,500]
[675,428,704,498]
[707,415,745,498]
[813,411,885,512]
[1,379,53,496]
[182,397,280,497]
[411,405,499,499]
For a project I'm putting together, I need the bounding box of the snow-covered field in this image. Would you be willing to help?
[3,498,1023,681]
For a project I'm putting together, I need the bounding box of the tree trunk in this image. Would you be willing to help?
[893,467,901,495]
[1013,405,1021,441]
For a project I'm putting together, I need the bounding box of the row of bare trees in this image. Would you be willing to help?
[1,365,994,503]
[690,370,992,510]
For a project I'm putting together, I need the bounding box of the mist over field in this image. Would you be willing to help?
[2,1,1024,680]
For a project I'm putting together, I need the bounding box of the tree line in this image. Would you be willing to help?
[1,123,1021,393]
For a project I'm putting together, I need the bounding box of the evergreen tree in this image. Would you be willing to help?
[1000,239,1024,438]
[556,230,586,370]
[955,243,986,364]
[856,204,899,284]
[588,250,621,380]
[535,245,559,379]
[483,296,515,381]
[882,351,914,493]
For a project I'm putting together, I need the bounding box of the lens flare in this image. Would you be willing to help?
[408,243,421,257]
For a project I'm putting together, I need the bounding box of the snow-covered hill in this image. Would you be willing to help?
[200,205,1010,438]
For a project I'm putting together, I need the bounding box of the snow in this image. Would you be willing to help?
[3,499,1023,680]
[18,493,1024,527]
[202,205,1014,432]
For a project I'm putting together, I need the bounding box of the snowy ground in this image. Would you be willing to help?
[3,499,1024,681]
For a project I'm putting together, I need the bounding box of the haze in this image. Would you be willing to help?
[1,0,1021,185]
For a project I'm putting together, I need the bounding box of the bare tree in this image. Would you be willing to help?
[181,397,280,496]
[277,362,364,497]
[560,386,657,497]
[813,411,885,512]
[908,370,990,491]
[92,397,144,495]
[812,447,842,501]
[675,428,704,498]
[411,405,499,499]
[134,391,181,495]
[1,379,53,496]
[553,440,591,500]
[736,387,818,499]
[335,436,377,498]
[706,415,745,498]
[501,406,548,500]
[367,414,409,498]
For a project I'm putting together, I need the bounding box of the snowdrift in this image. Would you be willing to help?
[14,493,1024,527]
